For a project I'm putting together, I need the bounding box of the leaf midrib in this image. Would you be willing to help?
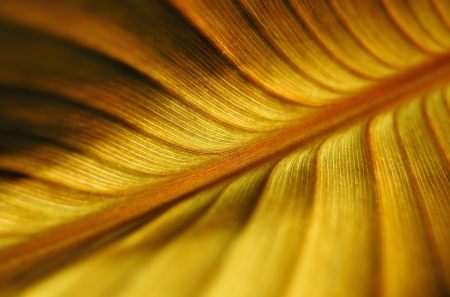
[1,51,450,282]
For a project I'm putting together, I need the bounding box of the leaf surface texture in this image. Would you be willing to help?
[0,0,449,296]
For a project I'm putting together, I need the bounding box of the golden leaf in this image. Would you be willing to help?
[0,0,449,296]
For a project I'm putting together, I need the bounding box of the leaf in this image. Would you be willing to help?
[0,0,449,296]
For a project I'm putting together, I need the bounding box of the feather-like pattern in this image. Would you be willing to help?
[0,0,449,296]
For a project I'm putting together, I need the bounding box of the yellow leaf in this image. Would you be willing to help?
[0,0,449,296]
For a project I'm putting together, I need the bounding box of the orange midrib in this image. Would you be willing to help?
[1,52,450,282]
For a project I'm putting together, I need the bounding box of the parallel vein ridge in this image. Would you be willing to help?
[0,0,449,296]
